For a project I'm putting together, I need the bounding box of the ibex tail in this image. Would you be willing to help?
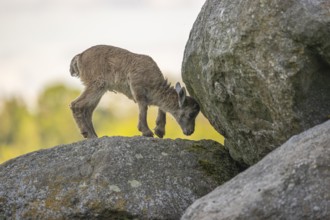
[70,54,80,77]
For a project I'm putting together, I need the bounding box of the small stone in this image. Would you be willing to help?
[128,180,142,188]
[109,185,121,192]
[135,154,143,159]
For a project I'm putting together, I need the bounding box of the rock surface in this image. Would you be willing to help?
[0,136,242,219]
[182,0,330,165]
[181,120,330,220]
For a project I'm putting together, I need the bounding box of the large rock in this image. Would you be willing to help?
[181,120,330,220]
[182,0,330,165]
[0,136,242,219]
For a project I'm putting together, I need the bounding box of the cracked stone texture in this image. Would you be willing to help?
[181,120,330,220]
[182,0,330,165]
[0,136,242,219]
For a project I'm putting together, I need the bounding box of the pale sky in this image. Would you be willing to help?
[0,0,204,103]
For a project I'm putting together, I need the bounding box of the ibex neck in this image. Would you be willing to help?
[152,81,180,114]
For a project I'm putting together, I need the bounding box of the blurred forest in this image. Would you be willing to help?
[0,83,224,164]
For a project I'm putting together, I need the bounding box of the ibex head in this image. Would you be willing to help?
[174,82,200,135]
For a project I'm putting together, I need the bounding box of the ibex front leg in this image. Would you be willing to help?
[137,102,154,137]
[70,85,105,138]
[154,109,166,138]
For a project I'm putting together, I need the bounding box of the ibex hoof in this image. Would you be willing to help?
[154,128,165,138]
[81,131,89,138]
[81,131,98,139]
[142,130,154,137]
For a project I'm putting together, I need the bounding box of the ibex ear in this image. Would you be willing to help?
[175,82,186,108]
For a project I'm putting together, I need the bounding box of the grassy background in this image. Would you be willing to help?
[0,82,224,164]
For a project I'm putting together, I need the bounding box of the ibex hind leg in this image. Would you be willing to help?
[70,85,105,138]
[154,109,166,138]
[71,104,97,138]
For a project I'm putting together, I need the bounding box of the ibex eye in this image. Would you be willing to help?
[189,112,195,118]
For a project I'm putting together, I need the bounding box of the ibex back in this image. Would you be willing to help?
[70,45,200,138]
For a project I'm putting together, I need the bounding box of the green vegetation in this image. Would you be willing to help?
[0,83,224,164]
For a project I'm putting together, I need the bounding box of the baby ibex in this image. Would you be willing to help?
[70,45,200,138]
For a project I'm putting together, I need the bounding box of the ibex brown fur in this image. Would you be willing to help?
[70,45,200,138]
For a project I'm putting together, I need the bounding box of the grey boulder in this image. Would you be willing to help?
[182,0,330,165]
[0,136,242,219]
[181,120,330,220]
